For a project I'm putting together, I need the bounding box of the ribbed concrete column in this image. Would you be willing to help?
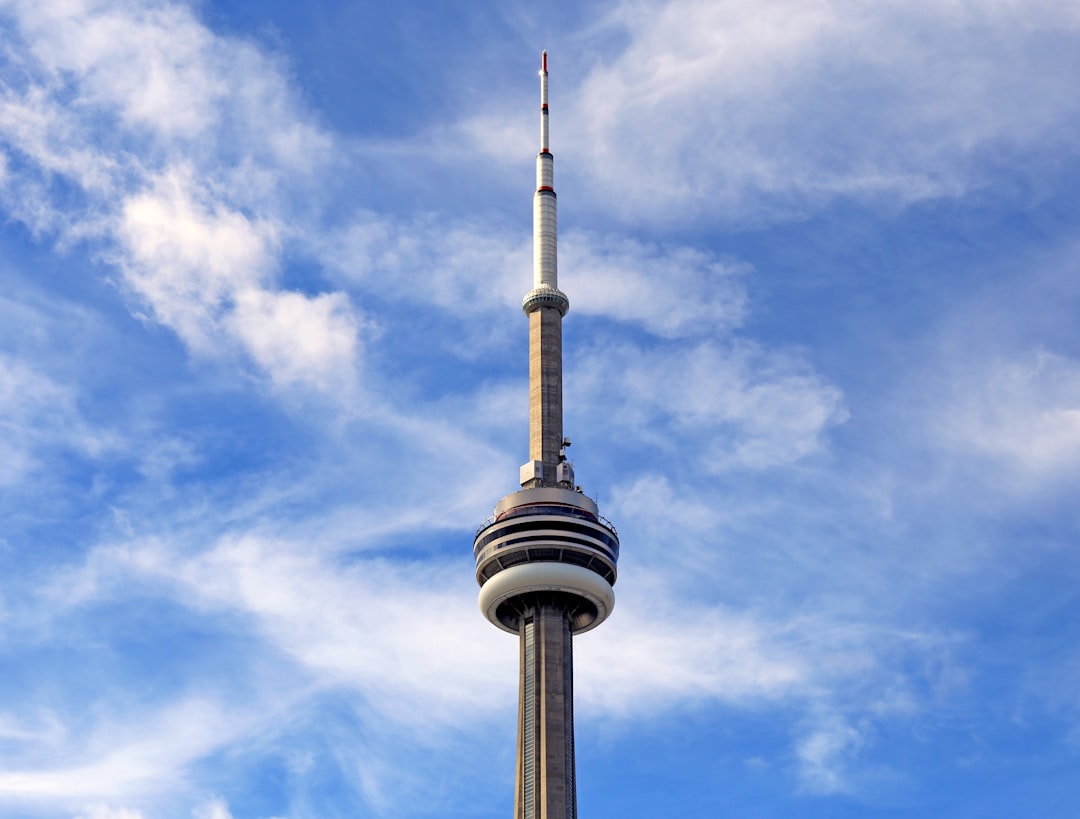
[515,601,576,819]
[529,307,563,484]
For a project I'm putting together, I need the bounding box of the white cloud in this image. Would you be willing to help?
[325,212,529,316]
[133,436,202,483]
[73,806,146,819]
[794,714,865,795]
[577,603,806,714]
[192,796,232,819]
[117,169,277,347]
[114,168,361,391]
[8,0,225,137]
[563,231,748,338]
[0,710,67,751]
[228,288,360,391]
[4,0,330,167]
[0,85,118,198]
[573,338,847,470]
[575,554,945,718]
[938,349,1080,482]
[0,353,116,485]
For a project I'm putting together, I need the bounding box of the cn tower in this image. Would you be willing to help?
[473,52,620,818]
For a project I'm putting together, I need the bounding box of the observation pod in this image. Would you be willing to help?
[474,487,620,635]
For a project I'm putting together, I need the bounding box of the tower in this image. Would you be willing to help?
[473,52,620,819]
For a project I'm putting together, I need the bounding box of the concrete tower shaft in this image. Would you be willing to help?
[528,307,563,483]
[475,52,618,819]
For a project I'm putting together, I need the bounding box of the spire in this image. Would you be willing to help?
[532,50,558,293]
[540,50,549,154]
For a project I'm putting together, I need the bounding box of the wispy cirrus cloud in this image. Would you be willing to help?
[42,533,508,729]
[462,0,1080,224]
[0,695,257,802]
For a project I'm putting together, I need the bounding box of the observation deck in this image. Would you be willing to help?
[521,285,569,316]
[474,487,619,635]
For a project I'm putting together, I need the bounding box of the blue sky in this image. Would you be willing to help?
[1,0,1079,816]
